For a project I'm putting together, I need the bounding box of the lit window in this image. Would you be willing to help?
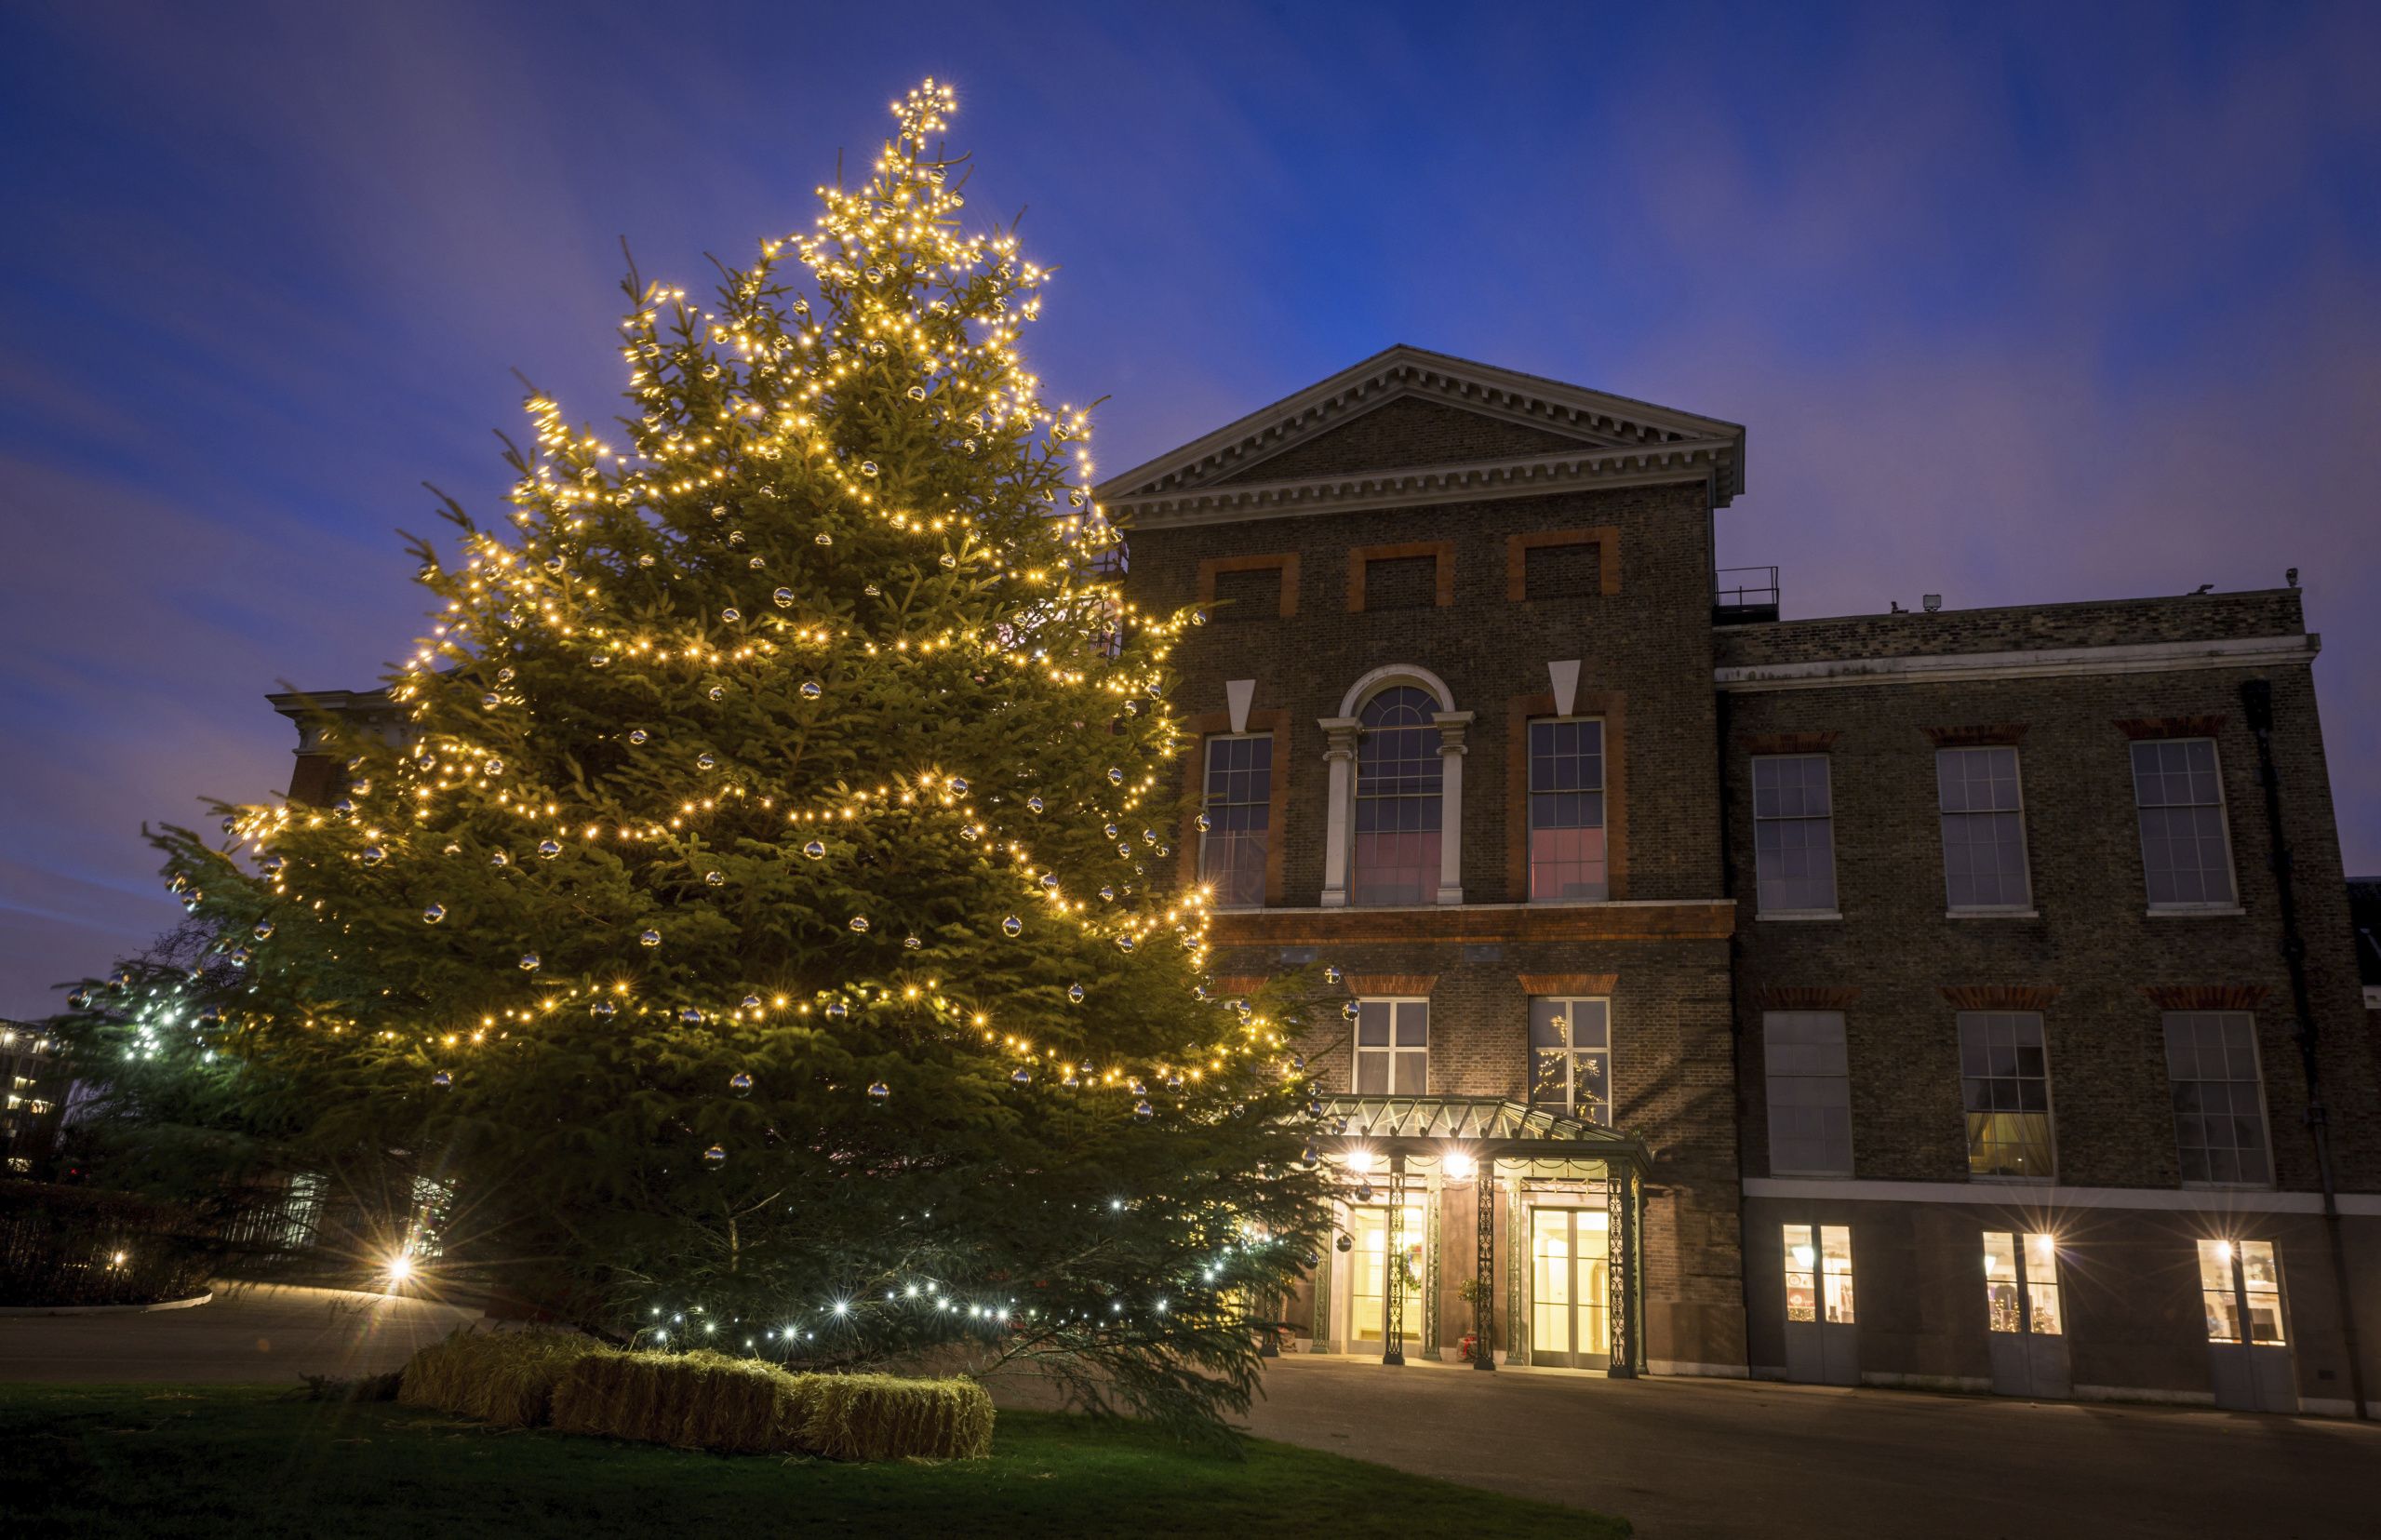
[1957,1011,2054,1180]
[1983,1231,2063,1335]
[1199,736,1271,909]
[2197,1239,2287,1345]
[1938,746,2030,910]
[1783,1223,1854,1324]
[2163,1011,2271,1186]
[1752,755,1837,914]
[2132,740,2237,907]
[1764,1011,1852,1176]
[1528,998,1611,1123]
[1353,999,1427,1094]
[1351,688,1442,905]
[1528,719,1607,902]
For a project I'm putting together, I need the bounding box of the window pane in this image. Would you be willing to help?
[1393,1001,1428,1047]
[1529,719,1609,902]
[1957,1012,2053,1179]
[1820,1225,1855,1324]
[1983,1231,2019,1332]
[1352,688,1442,905]
[2133,741,2235,906]
[2161,1012,2268,1186]
[1200,736,1271,908]
[1764,1011,1852,1176]
[2241,1241,2286,1344]
[1939,748,2030,909]
[1783,1225,1816,1322]
[1753,757,1839,914]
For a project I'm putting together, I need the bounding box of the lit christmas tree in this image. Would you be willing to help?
[133,81,1325,1432]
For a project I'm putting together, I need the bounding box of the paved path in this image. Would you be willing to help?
[0,1281,479,1385]
[7,1289,2373,1536]
[1240,1355,2378,1539]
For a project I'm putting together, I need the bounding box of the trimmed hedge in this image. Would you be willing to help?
[399,1330,993,1461]
[397,1329,614,1427]
[549,1349,806,1456]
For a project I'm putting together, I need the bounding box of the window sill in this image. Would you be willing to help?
[2145,905,2246,918]
[1757,910,1842,922]
[1966,1174,2056,1186]
[1946,907,2040,920]
[2178,1181,2276,1193]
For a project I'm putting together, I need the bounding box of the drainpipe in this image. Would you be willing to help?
[2241,678,2368,1419]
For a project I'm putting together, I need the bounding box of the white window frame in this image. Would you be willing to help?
[1526,716,1610,904]
[1956,1011,2057,1184]
[1936,745,2035,917]
[1197,731,1272,910]
[1527,996,1612,1124]
[2161,1011,2276,1189]
[2130,738,2242,915]
[1352,998,1429,1096]
[1751,753,1840,919]
[1763,1010,1853,1177]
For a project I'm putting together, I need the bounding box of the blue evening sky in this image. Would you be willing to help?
[2,0,2376,1015]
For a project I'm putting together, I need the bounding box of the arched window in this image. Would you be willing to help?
[1351,686,1444,905]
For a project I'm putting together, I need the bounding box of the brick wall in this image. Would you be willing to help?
[1724,652,2381,1193]
[1716,589,2305,668]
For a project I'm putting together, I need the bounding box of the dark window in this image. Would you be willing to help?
[1199,736,1271,908]
[1363,555,1438,610]
[1958,1011,2054,1180]
[1525,542,1600,600]
[1351,686,1442,905]
[1211,565,1282,622]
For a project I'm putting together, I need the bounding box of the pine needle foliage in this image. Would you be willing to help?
[128,80,1328,1440]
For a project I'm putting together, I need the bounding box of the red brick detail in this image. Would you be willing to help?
[1754,985,1863,1011]
[1177,709,1291,904]
[1344,973,1438,998]
[1196,552,1300,618]
[1519,973,1618,997]
[2143,984,2271,1011]
[1345,540,1454,612]
[1211,902,1733,947]
[1210,975,1272,996]
[1939,985,2063,1011]
[2116,715,2227,741]
[1505,691,1630,902]
[1737,731,1839,757]
[1922,724,2028,747]
[1505,526,1621,601]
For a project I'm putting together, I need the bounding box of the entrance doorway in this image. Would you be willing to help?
[2197,1239,2297,1413]
[1342,1202,1425,1356]
[1781,1222,1858,1385]
[1982,1231,2071,1398]
[1527,1207,1611,1368]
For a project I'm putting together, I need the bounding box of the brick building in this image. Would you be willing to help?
[1104,345,2381,1415]
[267,344,2380,1415]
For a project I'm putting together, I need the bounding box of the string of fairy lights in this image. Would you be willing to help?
[143,78,1315,1188]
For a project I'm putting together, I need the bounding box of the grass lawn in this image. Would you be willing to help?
[0,1384,1627,1538]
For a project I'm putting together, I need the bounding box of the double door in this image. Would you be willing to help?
[1343,1202,1425,1356]
[1527,1207,1611,1368]
[2197,1239,2297,1413]
[1982,1231,2071,1399]
[1781,1223,1858,1385]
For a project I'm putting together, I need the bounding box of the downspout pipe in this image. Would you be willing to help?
[2241,678,2368,1419]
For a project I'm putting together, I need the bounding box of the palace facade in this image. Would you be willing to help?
[1104,346,2381,1415]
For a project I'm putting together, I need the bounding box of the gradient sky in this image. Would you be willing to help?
[2,0,2377,1019]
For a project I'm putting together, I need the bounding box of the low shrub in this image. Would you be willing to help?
[0,1182,217,1307]
[549,1349,808,1455]
[798,1373,996,1462]
[397,1329,611,1427]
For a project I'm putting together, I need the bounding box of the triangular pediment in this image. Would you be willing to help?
[1097,345,1745,528]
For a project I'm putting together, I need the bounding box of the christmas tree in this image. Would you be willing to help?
[132,80,1326,1434]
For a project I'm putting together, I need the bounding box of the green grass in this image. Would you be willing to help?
[0,1384,1627,1538]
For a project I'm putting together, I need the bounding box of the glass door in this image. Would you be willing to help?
[1982,1231,2070,1398]
[1527,1208,1611,1368]
[1782,1222,1859,1385]
[1344,1203,1425,1350]
[2196,1239,2297,1412]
